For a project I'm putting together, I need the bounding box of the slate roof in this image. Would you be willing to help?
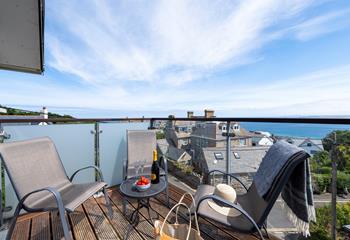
[201,146,270,174]
[157,139,191,162]
[157,139,169,155]
[278,137,324,150]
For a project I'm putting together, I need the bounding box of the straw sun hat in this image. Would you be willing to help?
[207,184,242,217]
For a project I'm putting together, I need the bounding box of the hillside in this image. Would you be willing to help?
[0,105,73,119]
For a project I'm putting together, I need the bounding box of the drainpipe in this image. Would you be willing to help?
[149,119,155,130]
[226,121,231,184]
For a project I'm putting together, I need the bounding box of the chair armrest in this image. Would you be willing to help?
[162,157,168,174]
[123,159,127,180]
[206,170,248,192]
[196,195,264,240]
[70,165,105,182]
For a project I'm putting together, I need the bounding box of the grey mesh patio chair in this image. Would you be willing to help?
[193,151,310,240]
[123,130,169,205]
[0,137,112,240]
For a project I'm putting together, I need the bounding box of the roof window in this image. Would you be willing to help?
[214,152,224,160]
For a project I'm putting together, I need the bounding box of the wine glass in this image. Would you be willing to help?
[140,159,146,175]
[135,160,141,177]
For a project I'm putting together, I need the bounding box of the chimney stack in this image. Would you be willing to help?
[187,111,194,118]
[204,109,215,118]
[167,115,175,129]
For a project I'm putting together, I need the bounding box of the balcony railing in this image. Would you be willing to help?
[1,116,350,239]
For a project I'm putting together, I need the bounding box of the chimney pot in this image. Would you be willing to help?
[204,109,215,118]
[187,111,194,118]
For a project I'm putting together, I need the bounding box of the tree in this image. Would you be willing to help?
[323,130,350,151]
[310,151,331,171]
[323,130,350,172]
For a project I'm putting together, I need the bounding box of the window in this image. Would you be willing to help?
[239,139,246,146]
[233,152,240,159]
[310,150,318,155]
[307,142,312,147]
[214,152,224,160]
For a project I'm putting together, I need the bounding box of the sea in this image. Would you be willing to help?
[240,122,350,139]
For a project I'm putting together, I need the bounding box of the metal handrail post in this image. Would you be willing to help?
[91,122,102,182]
[226,121,231,184]
[330,132,337,240]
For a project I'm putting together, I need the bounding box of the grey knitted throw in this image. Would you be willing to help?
[254,140,316,236]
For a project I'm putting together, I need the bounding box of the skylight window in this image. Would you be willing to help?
[233,152,240,159]
[214,152,224,160]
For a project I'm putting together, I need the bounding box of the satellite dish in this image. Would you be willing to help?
[0,0,44,74]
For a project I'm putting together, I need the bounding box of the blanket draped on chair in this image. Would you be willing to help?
[254,140,316,236]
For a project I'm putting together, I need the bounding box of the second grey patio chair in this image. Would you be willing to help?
[123,130,169,204]
[0,137,112,240]
[193,150,310,240]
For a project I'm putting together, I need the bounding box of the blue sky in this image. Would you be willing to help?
[1,0,350,117]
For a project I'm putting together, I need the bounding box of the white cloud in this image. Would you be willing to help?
[291,8,350,41]
[46,0,321,86]
[2,0,350,117]
[2,64,350,117]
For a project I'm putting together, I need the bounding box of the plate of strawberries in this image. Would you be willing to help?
[134,176,151,191]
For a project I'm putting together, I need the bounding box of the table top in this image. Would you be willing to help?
[120,176,167,199]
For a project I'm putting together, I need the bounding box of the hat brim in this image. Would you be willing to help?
[207,200,242,217]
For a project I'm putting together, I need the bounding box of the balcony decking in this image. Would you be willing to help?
[11,184,279,240]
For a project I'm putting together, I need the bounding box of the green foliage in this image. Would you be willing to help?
[318,167,332,174]
[172,161,193,174]
[156,131,165,139]
[322,131,350,171]
[312,172,350,193]
[337,145,350,172]
[336,171,350,191]
[323,130,350,151]
[312,173,331,194]
[305,203,350,240]
[0,105,72,118]
[310,151,331,172]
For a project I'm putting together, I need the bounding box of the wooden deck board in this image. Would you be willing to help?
[115,187,215,240]
[109,188,155,240]
[11,184,280,240]
[11,219,31,240]
[83,197,119,239]
[30,212,50,240]
[95,193,143,240]
[69,205,97,240]
[51,211,73,240]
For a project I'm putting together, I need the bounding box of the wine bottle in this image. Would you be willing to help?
[151,149,160,184]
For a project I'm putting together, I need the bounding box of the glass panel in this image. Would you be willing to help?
[2,124,95,218]
[99,122,149,186]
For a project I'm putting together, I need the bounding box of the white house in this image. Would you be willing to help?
[0,107,7,114]
[284,137,324,156]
